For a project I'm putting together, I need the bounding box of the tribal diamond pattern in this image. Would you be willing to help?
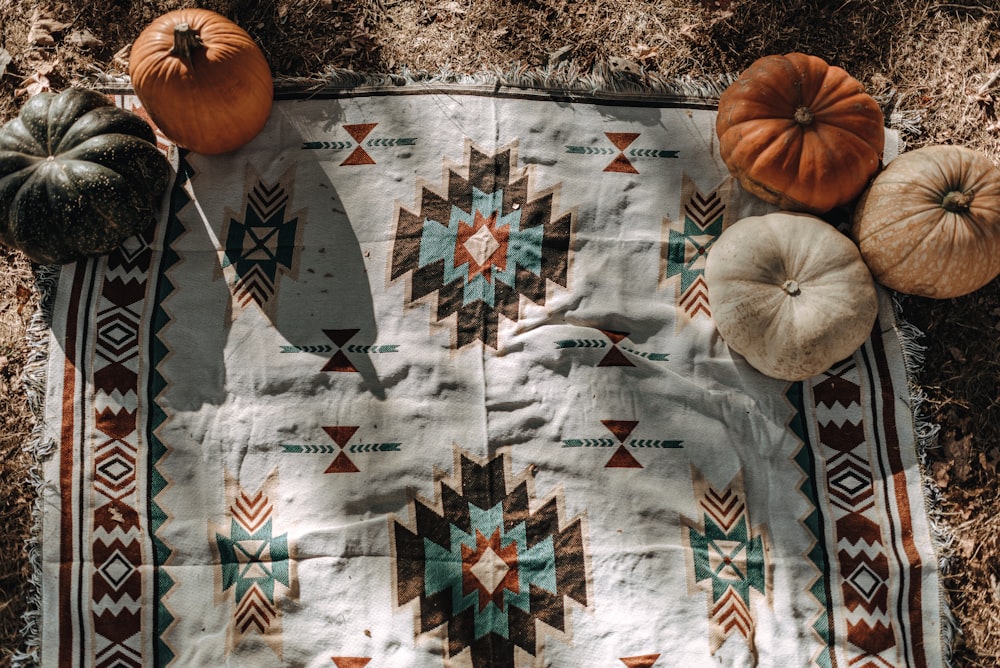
[220,166,305,321]
[683,466,770,656]
[662,175,734,323]
[390,449,589,667]
[390,142,573,349]
[214,473,295,659]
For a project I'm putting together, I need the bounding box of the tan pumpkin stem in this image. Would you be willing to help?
[781,279,801,296]
[170,23,203,65]
[942,189,974,212]
[793,107,814,125]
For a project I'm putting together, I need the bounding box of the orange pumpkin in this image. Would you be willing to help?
[716,53,885,214]
[129,8,273,155]
[851,145,1000,299]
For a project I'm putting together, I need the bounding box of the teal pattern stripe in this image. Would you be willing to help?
[786,382,834,668]
[149,149,196,667]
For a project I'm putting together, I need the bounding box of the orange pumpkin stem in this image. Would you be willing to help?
[793,106,814,125]
[942,190,973,212]
[169,23,203,65]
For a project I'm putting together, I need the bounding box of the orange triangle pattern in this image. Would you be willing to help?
[620,654,661,667]
[322,426,360,447]
[341,148,376,166]
[332,658,372,668]
[341,124,378,166]
[598,346,634,367]
[604,153,639,174]
[601,329,629,344]
[605,132,641,150]
[605,444,643,469]
[322,329,360,372]
[322,350,357,373]
[343,124,378,142]
[325,452,360,473]
[601,420,639,442]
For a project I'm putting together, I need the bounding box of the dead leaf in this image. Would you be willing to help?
[628,42,660,63]
[931,460,951,488]
[959,535,977,558]
[548,45,574,67]
[676,23,698,41]
[66,29,102,50]
[943,431,974,483]
[442,1,466,14]
[15,72,51,98]
[109,506,125,523]
[28,8,72,47]
[112,43,131,71]
[700,0,732,9]
[15,285,31,315]
[980,447,1000,474]
[608,57,643,76]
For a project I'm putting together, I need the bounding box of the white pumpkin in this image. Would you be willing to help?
[705,211,879,381]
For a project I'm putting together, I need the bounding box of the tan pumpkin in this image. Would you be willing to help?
[851,145,1000,299]
[129,8,273,155]
[716,53,885,214]
[705,212,878,381]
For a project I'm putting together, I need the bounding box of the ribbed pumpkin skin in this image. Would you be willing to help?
[129,8,273,155]
[851,145,1000,299]
[705,212,878,381]
[0,87,171,264]
[716,53,885,214]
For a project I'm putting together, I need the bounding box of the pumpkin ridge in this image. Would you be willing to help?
[798,131,878,209]
[862,216,948,280]
[55,160,154,258]
[0,119,46,156]
[55,107,157,155]
[10,168,75,263]
[782,53,826,107]
[59,134,170,199]
[852,203,928,243]
[808,109,885,148]
[45,88,113,158]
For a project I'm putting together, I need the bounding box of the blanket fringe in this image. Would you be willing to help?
[891,294,957,667]
[13,263,61,668]
[84,60,739,102]
[82,62,923,144]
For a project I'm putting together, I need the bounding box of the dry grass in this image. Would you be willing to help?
[1,0,1000,664]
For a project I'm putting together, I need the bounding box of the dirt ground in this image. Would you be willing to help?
[1,0,999,665]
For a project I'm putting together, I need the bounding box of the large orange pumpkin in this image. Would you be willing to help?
[129,9,273,155]
[851,145,1000,299]
[716,53,885,214]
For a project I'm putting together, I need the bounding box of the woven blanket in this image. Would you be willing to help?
[31,83,945,667]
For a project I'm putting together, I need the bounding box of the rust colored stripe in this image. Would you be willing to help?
[870,331,926,668]
[59,262,88,667]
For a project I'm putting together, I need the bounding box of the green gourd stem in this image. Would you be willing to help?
[942,189,974,212]
[170,23,203,65]
[794,106,814,125]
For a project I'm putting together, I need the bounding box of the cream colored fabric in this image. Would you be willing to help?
[35,87,942,668]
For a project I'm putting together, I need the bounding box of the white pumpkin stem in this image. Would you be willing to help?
[170,23,203,65]
[781,279,801,296]
[942,189,974,212]
[793,107,814,125]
